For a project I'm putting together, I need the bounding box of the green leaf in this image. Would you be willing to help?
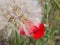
[44,0,51,14]
[15,31,19,45]
[46,2,51,14]
[23,39,29,45]
[36,40,42,45]
[53,0,60,8]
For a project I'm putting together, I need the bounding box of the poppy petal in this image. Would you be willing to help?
[33,23,45,39]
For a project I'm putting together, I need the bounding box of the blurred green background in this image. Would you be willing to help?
[0,0,60,45]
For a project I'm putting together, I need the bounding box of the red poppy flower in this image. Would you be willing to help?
[18,19,45,39]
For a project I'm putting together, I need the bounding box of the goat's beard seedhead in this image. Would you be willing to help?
[0,0,45,39]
